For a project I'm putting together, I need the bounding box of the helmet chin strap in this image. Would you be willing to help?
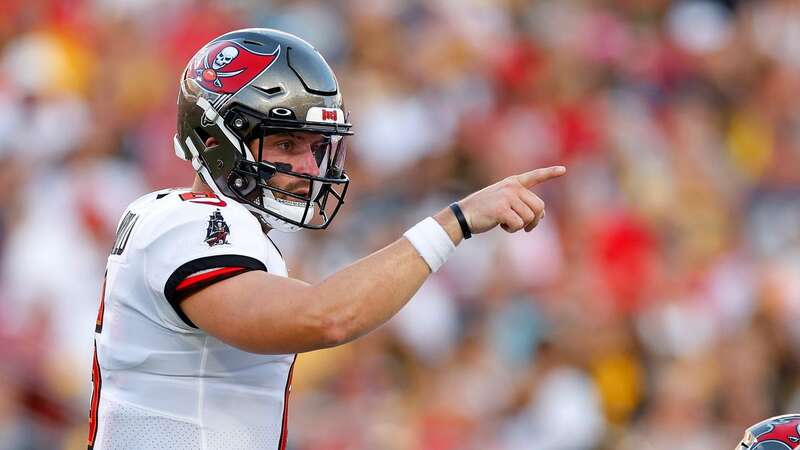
[257,191,316,232]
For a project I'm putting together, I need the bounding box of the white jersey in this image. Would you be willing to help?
[87,189,295,450]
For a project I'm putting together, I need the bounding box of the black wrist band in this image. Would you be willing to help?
[449,202,472,239]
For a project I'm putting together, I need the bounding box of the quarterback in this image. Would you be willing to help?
[86,28,565,449]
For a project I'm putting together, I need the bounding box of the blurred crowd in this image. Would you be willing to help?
[2,0,800,449]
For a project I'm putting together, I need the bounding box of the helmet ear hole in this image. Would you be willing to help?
[193,127,215,148]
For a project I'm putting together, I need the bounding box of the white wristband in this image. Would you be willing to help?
[403,217,456,272]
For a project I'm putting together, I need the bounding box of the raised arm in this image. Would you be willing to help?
[181,166,566,354]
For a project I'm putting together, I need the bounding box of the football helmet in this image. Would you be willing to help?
[735,414,800,449]
[175,28,352,232]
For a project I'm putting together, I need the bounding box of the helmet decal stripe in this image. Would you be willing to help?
[740,415,800,449]
[188,40,280,95]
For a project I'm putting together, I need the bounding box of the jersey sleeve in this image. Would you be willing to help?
[141,200,269,330]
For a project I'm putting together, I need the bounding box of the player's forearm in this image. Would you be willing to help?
[311,240,431,345]
[305,208,463,347]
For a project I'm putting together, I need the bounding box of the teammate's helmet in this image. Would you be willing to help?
[735,414,800,449]
[175,28,352,232]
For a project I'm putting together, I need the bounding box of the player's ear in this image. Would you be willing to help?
[204,137,218,147]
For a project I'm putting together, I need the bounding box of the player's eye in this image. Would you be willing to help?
[275,140,294,152]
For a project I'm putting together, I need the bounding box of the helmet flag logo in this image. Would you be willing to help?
[746,415,800,449]
[189,40,279,94]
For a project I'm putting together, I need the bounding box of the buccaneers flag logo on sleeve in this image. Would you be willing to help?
[205,209,230,247]
[188,40,279,94]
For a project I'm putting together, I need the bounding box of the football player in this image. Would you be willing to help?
[86,28,565,449]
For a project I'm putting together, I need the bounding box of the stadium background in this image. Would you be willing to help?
[2,0,800,448]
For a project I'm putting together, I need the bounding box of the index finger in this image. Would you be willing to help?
[514,166,567,188]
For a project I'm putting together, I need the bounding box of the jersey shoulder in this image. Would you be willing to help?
[123,188,265,252]
[111,189,275,330]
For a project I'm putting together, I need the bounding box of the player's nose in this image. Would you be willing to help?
[293,145,321,177]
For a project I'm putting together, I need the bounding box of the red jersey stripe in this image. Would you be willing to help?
[278,355,297,450]
[87,344,102,448]
[175,267,248,292]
